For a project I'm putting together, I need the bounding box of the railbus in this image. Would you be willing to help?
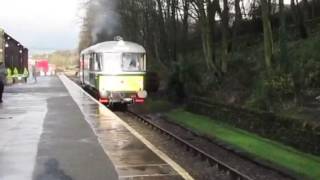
[79,38,148,107]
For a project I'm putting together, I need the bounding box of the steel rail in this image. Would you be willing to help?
[126,110,254,180]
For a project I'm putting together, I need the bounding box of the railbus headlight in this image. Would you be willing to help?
[137,90,148,99]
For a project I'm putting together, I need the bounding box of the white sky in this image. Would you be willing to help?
[0,0,83,53]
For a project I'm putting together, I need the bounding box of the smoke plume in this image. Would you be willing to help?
[88,0,120,43]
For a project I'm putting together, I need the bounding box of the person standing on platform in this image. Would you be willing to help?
[0,62,6,103]
[32,65,37,83]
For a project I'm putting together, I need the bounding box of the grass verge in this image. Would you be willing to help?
[167,109,320,179]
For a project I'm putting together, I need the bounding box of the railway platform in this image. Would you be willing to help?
[0,75,191,180]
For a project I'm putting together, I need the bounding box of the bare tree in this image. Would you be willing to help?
[261,0,274,70]
[221,0,230,73]
[291,0,308,38]
[192,0,220,76]
[279,0,288,72]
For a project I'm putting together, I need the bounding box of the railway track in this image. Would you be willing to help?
[121,110,298,180]
[124,110,254,180]
[68,76,294,180]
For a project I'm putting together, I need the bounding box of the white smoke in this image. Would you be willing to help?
[90,0,120,43]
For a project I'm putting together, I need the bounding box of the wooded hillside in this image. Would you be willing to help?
[78,0,320,119]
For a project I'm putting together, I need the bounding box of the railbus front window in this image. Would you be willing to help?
[102,53,122,74]
[122,53,145,72]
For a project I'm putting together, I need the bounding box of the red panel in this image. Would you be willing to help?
[36,59,49,73]
[134,98,145,104]
[99,98,109,104]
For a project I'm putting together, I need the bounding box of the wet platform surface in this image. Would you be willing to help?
[0,77,118,180]
[0,76,188,180]
[0,78,49,180]
[60,75,186,180]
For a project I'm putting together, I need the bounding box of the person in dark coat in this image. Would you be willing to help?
[0,62,6,103]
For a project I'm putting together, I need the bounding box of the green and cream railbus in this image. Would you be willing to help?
[79,38,147,105]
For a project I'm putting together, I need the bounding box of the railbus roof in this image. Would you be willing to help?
[81,41,146,54]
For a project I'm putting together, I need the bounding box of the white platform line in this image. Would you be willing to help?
[59,75,194,180]
[115,163,169,168]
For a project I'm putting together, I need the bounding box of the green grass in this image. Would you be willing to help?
[167,109,320,179]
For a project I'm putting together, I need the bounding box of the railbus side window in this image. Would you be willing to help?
[89,53,96,86]
[94,53,102,71]
[89,53,94,71]
[80,54,85,81]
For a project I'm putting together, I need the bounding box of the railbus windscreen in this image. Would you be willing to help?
[122,53,145,72]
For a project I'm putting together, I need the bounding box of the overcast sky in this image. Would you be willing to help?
[0,0,82,54]
[0,0,293,54]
